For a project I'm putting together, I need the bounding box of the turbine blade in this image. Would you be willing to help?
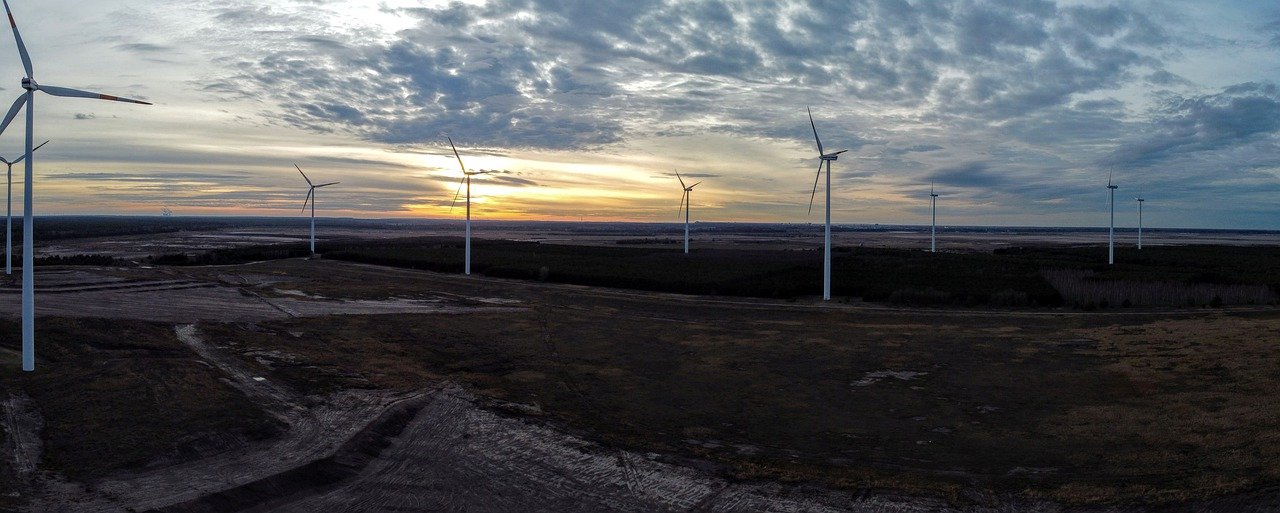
[315,181,339,187]
[2,0,32,78]
[807,106,824,155]
[38,84,150,105]
[676,169,686,188]
[447,136,467,175]
[930,180,935,195]
[0,95,26,138]
[301,188,313,213]
[807,161,823,215]
[12,139,49,165]
[449,175,465,212]
[1107,170,1113,187]
[689,181,702,189]
[295,164,312,186]
[831,149,849,156]
[678,190,687,219]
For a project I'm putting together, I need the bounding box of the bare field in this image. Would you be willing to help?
[0,258,1277,512]
[30,222,1280,261]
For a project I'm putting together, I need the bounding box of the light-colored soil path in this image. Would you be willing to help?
[19,325,423,513]
[1,393,41,477]
[269,385,1056,513]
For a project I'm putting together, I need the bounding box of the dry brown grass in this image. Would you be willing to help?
[1044,269,1277,307]
[1040,314,1280,503]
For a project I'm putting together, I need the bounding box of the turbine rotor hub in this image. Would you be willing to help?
[20,77,35,91]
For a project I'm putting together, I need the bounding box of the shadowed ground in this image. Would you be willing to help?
[0,259,1277,511]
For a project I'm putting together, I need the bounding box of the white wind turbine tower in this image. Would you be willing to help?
[448,137,489,276]
[0,138,44,275]
[0,0,151,372]
[296,164,338,258]
[1135,197,1145,250]
[806,107,848,301]
[929,181,939,253]
[1107,171,1118,265]
[676,170,701,254]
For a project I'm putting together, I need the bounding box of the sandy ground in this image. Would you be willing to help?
[265,384,1070,513]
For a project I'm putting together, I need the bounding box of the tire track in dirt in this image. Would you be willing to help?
[20,326,419,513]
[260,385,988,513]
[1,393,40,476]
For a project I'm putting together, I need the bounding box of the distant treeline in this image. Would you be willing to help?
[1,252,121,267]
[33,254,120,266]
[145,238,1280,308]
[149,245,313,266]
[997,246,1280,308]
[319,238,1064,306]
[9,216,397,241]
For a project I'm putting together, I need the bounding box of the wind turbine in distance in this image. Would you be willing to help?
[1135,197,1145,250]
[0,0,151,372]
[0,138,45,275]
[296,164,338,258]
[807,107,848,301]
[448,137,492,276]
[676,170,701,254]
[929,181,939,253]
[1107,171,1118,265]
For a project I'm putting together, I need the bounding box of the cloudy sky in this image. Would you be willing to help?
[1,0,1278,228]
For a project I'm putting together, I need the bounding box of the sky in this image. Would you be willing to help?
[0,0,1278,228]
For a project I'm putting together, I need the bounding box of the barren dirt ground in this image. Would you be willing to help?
[13,322,417,513]
[1,260,1278,512]
[33,224,1280,260]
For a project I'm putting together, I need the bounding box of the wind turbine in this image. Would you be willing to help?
[296,164,338,258]
[1107,171,1118,265]
[676,170,701,254]
[447,137,488,276]
[1135,197,1145,250]
[929,181,939,253]
[0,138,45,275]
[807,107,848,301]
[0,0,151,372]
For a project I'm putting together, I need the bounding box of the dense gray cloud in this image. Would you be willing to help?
[45,171,255,182]
[1104,82,1280,168]
[1266,18,1280,48]
[41,0,1275,226]
[202,0,1179,154]
[927,161,1007,188]
[887,144,944,155]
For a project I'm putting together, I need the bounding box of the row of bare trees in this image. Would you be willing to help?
[1042,269,1276,307]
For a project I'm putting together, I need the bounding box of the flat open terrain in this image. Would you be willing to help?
[1,253,1277,511]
